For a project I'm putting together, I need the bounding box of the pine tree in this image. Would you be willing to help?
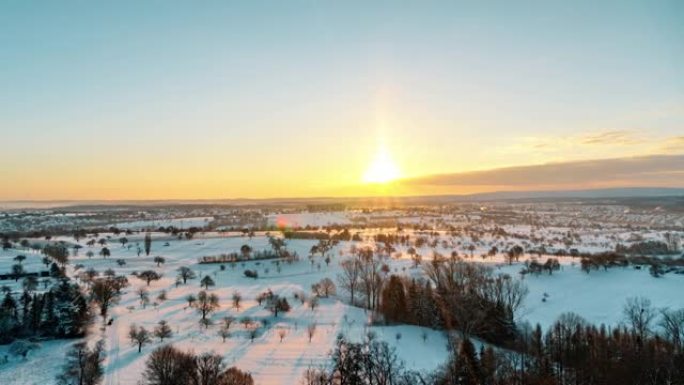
[50,262,63,278]
[0,293,19,343]
[52,279,89,337]
[1,293,17,320]
[454,339,480,385]
[405,279,421,325]
[42,291,56,333]
[20,290,32,329]
[380,275,408,323]
[424,283,442,328]
[29,293,43,333]
[144,233,152,256]
[479,346,497,385]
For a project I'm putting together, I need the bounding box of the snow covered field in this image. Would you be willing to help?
[112,216,214,230]
[1,209,683,384]
[267,212,353,227]
[0,233,451,384]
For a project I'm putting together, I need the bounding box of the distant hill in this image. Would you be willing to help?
[458,187,684,201]
[2,187,683,211]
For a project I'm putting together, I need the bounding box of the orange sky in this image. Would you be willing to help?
[2,1,683,200]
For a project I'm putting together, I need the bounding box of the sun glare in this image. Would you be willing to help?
[363,146,401,184]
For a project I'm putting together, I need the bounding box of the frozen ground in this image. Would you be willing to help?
[112,216,214,230]
[267,212,353,227]
[1,221,682,384]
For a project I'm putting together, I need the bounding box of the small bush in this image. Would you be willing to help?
[244,270,258,279]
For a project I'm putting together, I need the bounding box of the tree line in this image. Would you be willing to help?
[302,303,684,385]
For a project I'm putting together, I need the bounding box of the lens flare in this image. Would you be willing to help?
[363,146,401,184]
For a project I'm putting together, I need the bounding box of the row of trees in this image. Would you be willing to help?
[435,308,684,385]
[302,304,684,385]
[303,336,423,385]
[338,251,526,344]
[128,320,174,352]
[142,345,253,385]
[337,247,383,309]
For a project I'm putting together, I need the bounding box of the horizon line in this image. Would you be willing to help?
[2,186,683,206]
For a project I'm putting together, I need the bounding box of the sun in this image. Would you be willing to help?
[363,146,401,184]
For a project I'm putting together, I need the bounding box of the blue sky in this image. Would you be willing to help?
[1,1,682,199]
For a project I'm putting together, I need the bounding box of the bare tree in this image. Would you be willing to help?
[223,316,235,330]
[129,325,152,353]
[358,251,384,310]
[660,308,684,352]
[90,278,120,319]
[176,266,196,284]
[307,323,317,342]
[194,290,220,321]
[338,258,361,306]
[488,274,528,314]
[312,278,336,298]
[232,292,242,310]
[154,320,173,342]
[195,352,225,385]
[218,326,231,342]
[153,256,166,267]
[137,287,150,307]
[138,270,162,286]
[308,297,319,312]
[56,341,105,385]
[623,296,657,339]
[143,345,254,385]
[268,236,286,257]
[142,345,195,385]
[266,295,291,317]
[220,367,254,385]
[277,327,287,342]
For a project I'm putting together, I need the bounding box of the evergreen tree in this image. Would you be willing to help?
[41,290,57,333]
[479,346,497,385]
[20,291,32,329]
[454,339,480,385]
[380,275,408,323]
[0,293,18,343]
[1,293,17,320]
[200,275,215,290]
[28,293,43,333]
[144,233,152,256]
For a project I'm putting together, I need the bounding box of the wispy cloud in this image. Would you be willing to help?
[662,136,684,152]
[493,131,683,169]
[404,154,684,190]
[521,129,642,150]
[577,130,639,145]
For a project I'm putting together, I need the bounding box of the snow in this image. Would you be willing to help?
[267,212,352,228]
[498,261,684,329]
[1,210,683,384]
[112,216,214,230]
